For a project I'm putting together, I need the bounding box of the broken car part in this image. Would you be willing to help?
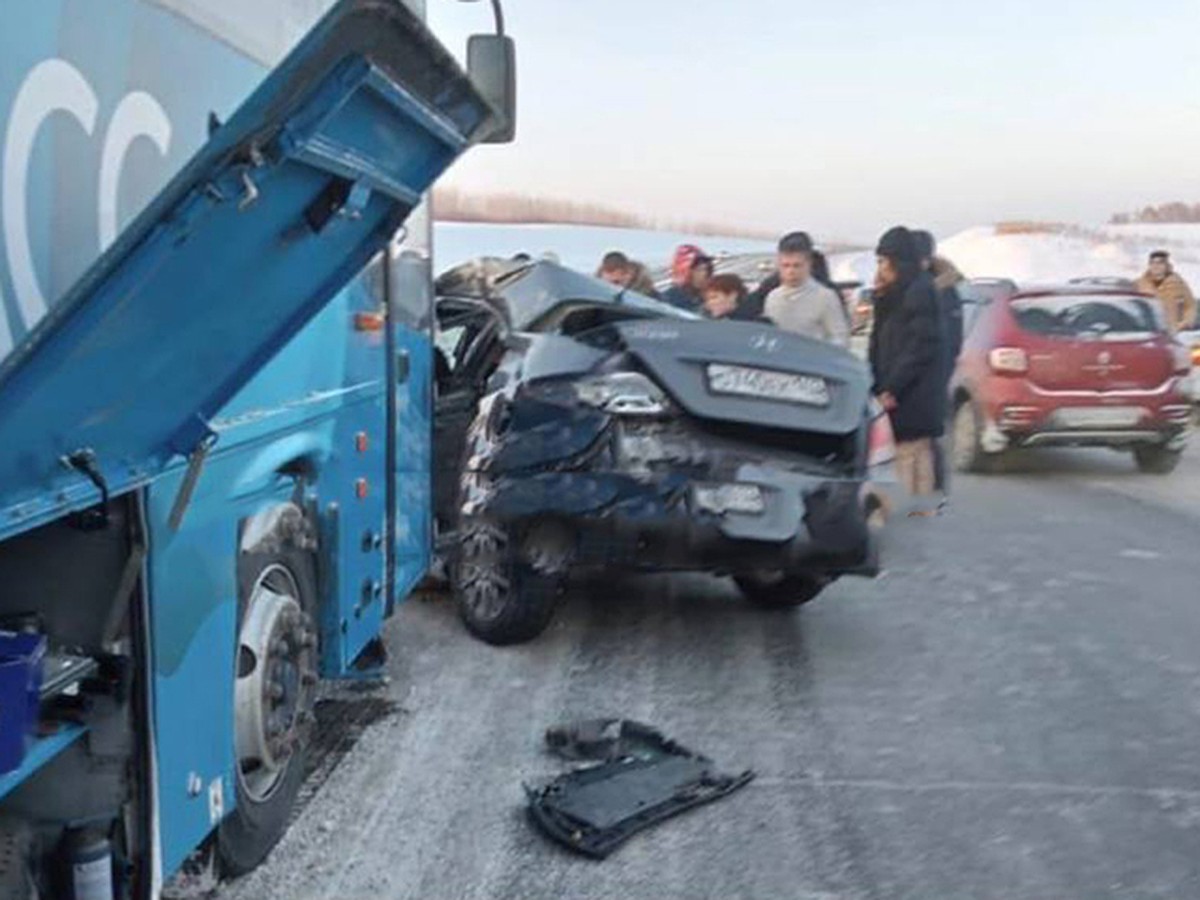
[527,719,755,859]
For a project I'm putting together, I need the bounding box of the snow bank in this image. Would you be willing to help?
[832,223,1200,289]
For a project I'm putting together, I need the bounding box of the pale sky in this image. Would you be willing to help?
[430,0,1200,243]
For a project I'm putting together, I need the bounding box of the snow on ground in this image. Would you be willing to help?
[434,222,774,274]
[435,220,1200,297]
[831,223,1200,289]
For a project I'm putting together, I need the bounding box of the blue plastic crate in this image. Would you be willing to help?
[0,631,46,774]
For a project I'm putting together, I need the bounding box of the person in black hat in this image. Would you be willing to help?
[869,226,945,513]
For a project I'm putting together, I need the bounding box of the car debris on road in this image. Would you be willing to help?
[525,719,755,859]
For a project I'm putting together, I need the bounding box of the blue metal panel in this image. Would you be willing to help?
[392,330,433,602]
[145,457,282,877]
[0,0,490,542]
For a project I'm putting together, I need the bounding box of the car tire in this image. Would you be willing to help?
[951,399,1007,473]
[453,517,559,645]
[735,572,828,609]
[1133,445,1182,475]
[218,545,319,877]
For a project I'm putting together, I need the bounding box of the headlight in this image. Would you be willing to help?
[573,372,670,416]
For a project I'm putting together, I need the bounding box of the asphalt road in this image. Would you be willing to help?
[223,442,1200,900]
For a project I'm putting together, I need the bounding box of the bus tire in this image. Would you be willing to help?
[218,539,319,877]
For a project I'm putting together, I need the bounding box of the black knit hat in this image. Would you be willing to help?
[912,230,936,261]
[876,226,920,264]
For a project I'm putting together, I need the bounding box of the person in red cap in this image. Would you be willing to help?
[660,244,714,311]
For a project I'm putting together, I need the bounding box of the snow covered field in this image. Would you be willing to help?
[435,221,1200,292]
[433,222,774,273]
[831,223,1200,288]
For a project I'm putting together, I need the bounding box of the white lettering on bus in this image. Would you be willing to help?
[2,59,99,343]
[99,91,172,250]
[1,60,172,355]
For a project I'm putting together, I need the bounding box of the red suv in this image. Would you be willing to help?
[951,283,1192,474]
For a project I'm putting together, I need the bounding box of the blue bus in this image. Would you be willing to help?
[0,1,511,894]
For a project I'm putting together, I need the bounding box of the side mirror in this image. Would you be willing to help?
[467,34,517,144]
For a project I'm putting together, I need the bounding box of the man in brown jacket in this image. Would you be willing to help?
[1135,250,1196,333]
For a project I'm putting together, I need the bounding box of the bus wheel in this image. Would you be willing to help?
[219,552,319,876]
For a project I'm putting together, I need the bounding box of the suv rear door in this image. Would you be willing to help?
[1008,292,1174,393]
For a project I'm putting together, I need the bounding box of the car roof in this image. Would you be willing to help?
[436,258,694,330]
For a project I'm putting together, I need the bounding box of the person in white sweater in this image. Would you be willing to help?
[762,232,849,347]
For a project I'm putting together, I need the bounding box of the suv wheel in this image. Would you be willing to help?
[735,572,828,609]
[952,400,1006,473]
[452,517,560,645]
[1133,444,1182,475]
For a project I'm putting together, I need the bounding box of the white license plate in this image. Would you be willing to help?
[1055,406,1142,429]
[706,364,830,407]
[692,483,765,515]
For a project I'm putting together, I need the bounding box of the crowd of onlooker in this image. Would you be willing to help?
[591,234,1198,513]
[596,229,965,512]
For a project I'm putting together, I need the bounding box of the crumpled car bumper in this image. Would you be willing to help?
[474,465,877,577]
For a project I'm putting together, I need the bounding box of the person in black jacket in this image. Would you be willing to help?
[869,226,945,512]
[913,230,964,499]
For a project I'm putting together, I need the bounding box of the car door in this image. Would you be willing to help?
[433,298,505,528]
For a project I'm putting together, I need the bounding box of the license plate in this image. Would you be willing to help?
[692,483,765,515]
[1055,406,1142,429]
[706,364,830,407]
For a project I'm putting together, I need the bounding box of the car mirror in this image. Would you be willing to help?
[467,34,516,144]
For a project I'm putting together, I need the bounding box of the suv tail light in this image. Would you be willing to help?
[867,401,896,470]
[1176,342,1197,375]
[988,347,1028,374]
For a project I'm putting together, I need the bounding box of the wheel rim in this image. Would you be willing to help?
[234,564,318,804]
[952,404,977,470]
[459,522,512,622]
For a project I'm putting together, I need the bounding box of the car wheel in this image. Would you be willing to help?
[218,548,319,876]
[453,517,559,645]
[735,572,828,609]
[950,400,987,473]
[951,399,1008,473]
[1133,444,1182,475]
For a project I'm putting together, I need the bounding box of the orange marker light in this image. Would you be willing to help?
[354,311,385,332]
[355,478,368,499]
[355,432,368,453]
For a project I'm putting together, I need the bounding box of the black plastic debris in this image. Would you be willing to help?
[526,719,755,859]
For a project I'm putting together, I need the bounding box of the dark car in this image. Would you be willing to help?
[950,283,1192,474]
[432,259,893,644]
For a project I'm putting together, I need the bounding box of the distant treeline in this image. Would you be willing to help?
[1110,202,1200,224]
[433,188,776,240]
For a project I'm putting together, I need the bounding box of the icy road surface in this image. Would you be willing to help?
[222,442,1200,900]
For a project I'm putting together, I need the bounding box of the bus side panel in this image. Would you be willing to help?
[0,0,263,357]
[145,454,292,877]
[388,247,434,607]
[392,330,433,601]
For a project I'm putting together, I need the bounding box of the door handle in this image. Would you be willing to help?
[395,349,411,384]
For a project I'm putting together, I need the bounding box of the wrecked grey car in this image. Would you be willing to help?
[433,259,890,645]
